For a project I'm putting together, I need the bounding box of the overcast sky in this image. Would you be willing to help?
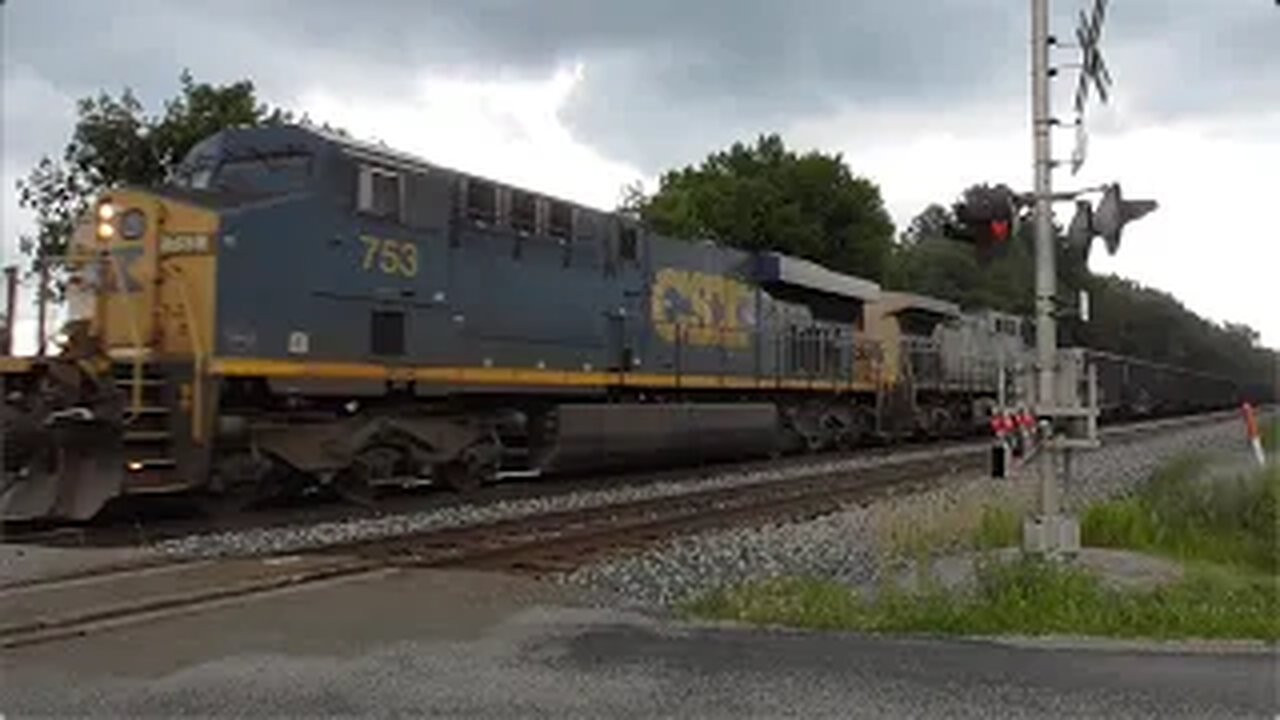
[3,0,1277,347]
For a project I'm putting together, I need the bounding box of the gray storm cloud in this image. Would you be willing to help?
[2,0,1276,173]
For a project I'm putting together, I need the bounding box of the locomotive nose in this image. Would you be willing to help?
[0,188,221,521]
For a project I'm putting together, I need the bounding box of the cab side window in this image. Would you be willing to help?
[358,165,402,222]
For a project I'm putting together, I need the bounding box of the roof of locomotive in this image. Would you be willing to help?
[182,126,891,304]
[755,252,881,303]
[874,291,962,319]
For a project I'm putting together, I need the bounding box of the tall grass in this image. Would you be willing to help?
[685,455,1280,640]
[1082,459,1278,573]
[685,559,1280,640]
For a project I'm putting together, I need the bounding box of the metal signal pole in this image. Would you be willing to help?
[1029,0,1067,554]
[1031,0,1055,411]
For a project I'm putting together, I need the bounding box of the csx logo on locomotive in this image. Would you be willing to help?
[650,268,754,349]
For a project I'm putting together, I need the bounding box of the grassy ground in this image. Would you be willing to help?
[684,458,1280,640]
[1262,417,1278,454]
[1081,456,1277,573]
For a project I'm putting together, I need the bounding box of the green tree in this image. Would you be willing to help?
[627,134,896,281]
[1072,274,1276,390]
[16,70,291,269]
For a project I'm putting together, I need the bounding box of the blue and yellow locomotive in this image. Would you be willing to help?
[3,125,1211,521]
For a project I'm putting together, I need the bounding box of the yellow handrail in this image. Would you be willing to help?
[104,251,146,418]
[166,265,207,444]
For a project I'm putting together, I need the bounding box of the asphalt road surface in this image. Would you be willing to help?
[2,567,1275,718]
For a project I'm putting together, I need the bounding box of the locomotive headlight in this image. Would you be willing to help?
[97,222,116,239]
[97,203,116,221]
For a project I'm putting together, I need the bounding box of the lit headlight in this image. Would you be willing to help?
[120,209,147,240]
[97,203,116,221]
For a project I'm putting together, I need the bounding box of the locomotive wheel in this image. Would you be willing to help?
[433,433,501,494]
[203,452,307,517]
[433,461,481,494]
[333,445,406,508]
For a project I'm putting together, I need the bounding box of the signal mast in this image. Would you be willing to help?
[950,0,1158,556]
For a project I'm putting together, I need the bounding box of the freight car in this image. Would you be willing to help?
[1086,350,1242,420]
[0,125,1240,521]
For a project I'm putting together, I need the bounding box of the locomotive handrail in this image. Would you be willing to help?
[165,264,208,444]
[105,251,146,419]
[28,249,148,418]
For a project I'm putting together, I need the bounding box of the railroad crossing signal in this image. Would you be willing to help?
[1070,0,1109,175]
[1067,183,1158,258]
[1074,0,1112,114]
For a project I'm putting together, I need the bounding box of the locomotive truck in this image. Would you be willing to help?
[0,125,1241,521]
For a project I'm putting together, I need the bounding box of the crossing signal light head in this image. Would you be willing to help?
[945,184,1020,254]
[1094,183,1157,255]
[990,219,1011,243]
[1067,183,1158,260]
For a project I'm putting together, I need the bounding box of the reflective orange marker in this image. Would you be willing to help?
[1242,402,1265,466]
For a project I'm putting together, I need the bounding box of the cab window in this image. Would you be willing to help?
[213,152,313,195]
[358,165,402,221]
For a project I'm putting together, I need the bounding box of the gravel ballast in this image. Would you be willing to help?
[565,415,1254,609]
[152,444,980,559]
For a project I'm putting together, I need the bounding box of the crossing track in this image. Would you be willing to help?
[0,409,1246,649]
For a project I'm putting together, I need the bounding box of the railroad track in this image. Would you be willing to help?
[0,409,1245,649]
[1,443,983,648]
[2,406,1240,550]
[0,436,974,550]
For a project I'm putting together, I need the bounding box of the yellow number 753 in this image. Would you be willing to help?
[359,235,418,278]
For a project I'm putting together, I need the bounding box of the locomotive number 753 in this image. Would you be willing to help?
[359,235,418,278]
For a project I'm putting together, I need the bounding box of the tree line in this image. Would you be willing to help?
[16,73,1277,394]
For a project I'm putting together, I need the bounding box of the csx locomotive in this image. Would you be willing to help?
[0,125,1241,521]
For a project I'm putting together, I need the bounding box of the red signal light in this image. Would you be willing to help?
[990,220,1010,243]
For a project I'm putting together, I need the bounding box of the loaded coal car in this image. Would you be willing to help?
[1086,350,1240,420]
[2,125,909,521]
